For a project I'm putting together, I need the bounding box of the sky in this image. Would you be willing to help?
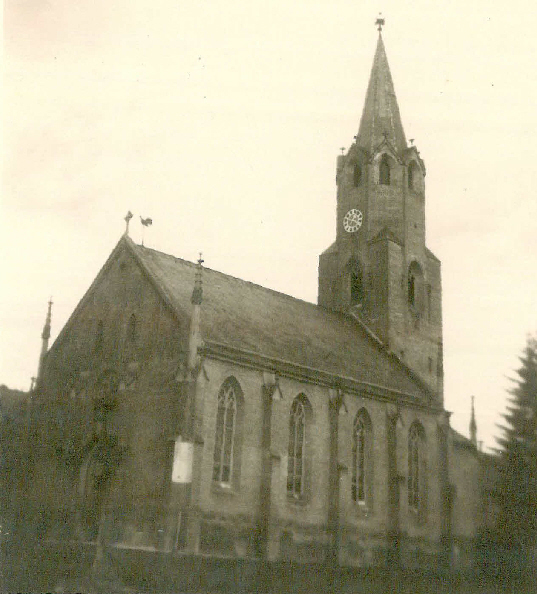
[3,0,537,450]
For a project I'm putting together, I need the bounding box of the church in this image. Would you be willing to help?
[23,22,483,592]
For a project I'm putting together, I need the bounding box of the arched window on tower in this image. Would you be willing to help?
[379,154,391,185]
[353,163,362,187]
[213,377,243,487]
[408,261,424,312]
[352,409,373,505]
[351,271,364,307]
[347,258,364,308]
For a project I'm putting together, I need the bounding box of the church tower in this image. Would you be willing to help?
[318,21,443,399]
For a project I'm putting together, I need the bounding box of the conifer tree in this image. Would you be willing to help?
[496,336,537,556]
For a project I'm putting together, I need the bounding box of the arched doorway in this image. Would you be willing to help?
[78,444,113,541]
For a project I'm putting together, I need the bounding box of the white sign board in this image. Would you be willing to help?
[172,439,193,483]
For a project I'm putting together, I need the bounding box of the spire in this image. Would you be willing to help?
[41,298,52,341]
[469,396,477,447]
[36,298,53,388]
[356,22,407,155]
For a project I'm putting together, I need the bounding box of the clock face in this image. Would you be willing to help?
[343,209,363,233]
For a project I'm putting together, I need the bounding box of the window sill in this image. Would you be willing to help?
[408,506,426,526]
[286,493,309,507]
[211,482,237,496]
[350,501,373,519]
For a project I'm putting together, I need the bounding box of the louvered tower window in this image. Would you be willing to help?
[379,154,391,185]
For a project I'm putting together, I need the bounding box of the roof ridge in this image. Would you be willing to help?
[132,241,325,311]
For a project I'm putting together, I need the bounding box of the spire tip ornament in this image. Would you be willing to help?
[376,13,385,33]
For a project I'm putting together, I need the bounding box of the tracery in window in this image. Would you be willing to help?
[287,397,308,499]
[212,378,242,486]
[408,423,425,511]
[352,409,372,505]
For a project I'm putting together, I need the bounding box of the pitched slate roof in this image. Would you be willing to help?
[126,237,432,401]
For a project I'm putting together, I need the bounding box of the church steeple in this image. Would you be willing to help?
[356,29,407,155]
[318,21,443,400]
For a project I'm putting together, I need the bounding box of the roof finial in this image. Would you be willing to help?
[124,211,133,236]
[191,253,204,305]
[36,298,53,389]
[376,13,385,33]
[470,395,477,447]
[42,297,53,340]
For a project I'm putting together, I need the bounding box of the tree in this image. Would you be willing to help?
[496,337,537,565]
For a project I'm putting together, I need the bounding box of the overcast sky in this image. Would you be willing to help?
[3,0,536,449]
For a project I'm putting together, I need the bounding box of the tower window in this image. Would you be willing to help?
[351,271,364,306]
[408,165,413,189]
[379,154,391,185]
[347,258,365,308]
[408,261,424,312]
[353,163,362,187]
[408,275,416,307]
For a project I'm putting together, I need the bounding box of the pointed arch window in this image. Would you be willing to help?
[347,258,365,308]
[287,397,308,499]
[352,410,372,505]
[408,261,424,313]
[408,423,425,512]
[212,378,242,486]
[379,154,391,185]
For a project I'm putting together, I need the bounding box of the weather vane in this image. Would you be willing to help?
[376,13,385,33]
[140,216,153,246]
